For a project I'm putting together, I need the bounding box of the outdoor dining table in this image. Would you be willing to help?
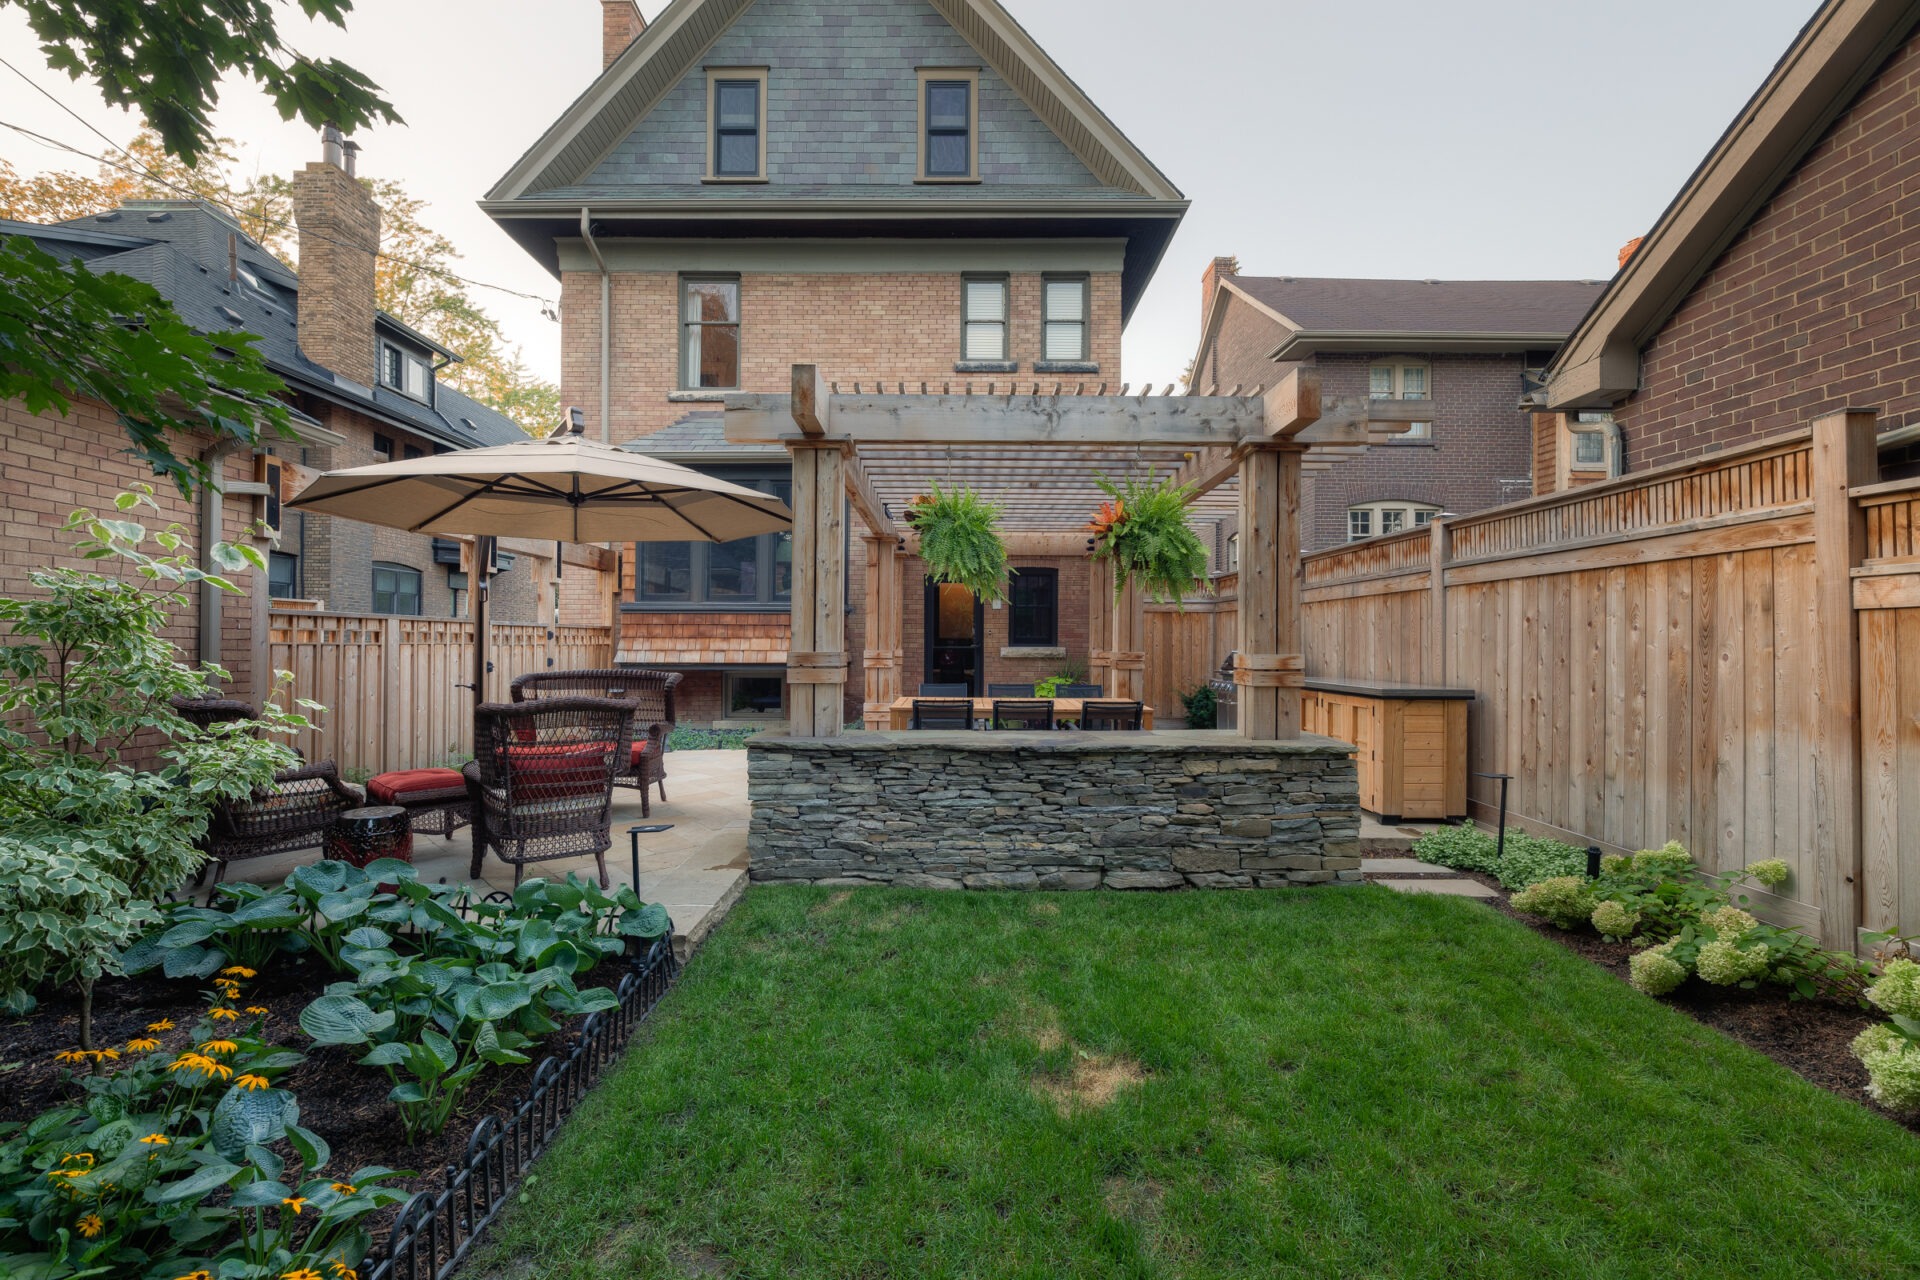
[886,697,1154,731]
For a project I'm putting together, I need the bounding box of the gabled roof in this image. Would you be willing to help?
[1189,274,1604,376]
[1545,0,1920,409]
[485,0,1181,204]
[7,202,529,450]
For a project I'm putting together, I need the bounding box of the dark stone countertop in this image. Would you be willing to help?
[747,729,1358,756]
[1303,678,1476,701]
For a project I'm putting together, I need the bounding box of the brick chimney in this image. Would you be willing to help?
[1202,254,1239,318]
[602,0,646,71]
[1617,236,1644,269]
[291,125,381,388]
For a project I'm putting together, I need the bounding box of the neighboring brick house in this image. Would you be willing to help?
[0,137,608,707]
[1188,262,1604,551]
[1542,0,1920,485]
[485,0,1186,724]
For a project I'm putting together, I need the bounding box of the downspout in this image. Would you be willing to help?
[1603,417,1625,480]
[197,438,243,669]
[579,207,611,444]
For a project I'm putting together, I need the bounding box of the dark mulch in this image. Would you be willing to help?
[0,953,594,1239]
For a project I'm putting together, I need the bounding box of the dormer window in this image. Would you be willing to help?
[381,342,432,402]
[918,69,979,181]
[707,68,768,181]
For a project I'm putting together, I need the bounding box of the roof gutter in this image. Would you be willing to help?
[580,206,612,445]
[1267,330,1576,362]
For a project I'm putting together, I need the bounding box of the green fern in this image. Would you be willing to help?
[906,481,1010,604]
[1091,473,1212,607]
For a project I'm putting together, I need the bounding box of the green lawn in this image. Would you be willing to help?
[474,887,1920,1280]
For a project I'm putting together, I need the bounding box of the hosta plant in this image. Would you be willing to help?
[904,482,1010,604]
[1087,474,1211,606]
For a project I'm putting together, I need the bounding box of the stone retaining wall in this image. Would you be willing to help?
[747,730,1362,890]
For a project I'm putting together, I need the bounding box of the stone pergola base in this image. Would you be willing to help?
[747,731,1362,890]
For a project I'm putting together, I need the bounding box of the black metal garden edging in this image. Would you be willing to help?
[363,933,679,1280]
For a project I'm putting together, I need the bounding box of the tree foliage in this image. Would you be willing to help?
[4,0,400,168]
[1,132,563,439]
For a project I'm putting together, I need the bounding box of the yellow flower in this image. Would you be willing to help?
[199,1039,239,1056]
[281,1196,308,1215]
[282,1269,324,1280]
[147,1018,175,1032]
[209,1007,240,1021]
[172,1272,213,1280]
[44,1168,82,1182]
[166,1053,233,1081]
[329,1181,357,1195]
[59,1153,93,1168]
[246,1006,270,1016]
[87,1048,120,1063]
[126,1037,160,1052]
[221,965,257,978]
[328,1261,360,1280]
[53,1049,87,1064]
[138,1133,170,1146]
[76,1212,104,1238]
[235,1074,271,1091]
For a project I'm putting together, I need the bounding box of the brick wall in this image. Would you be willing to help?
[1193,290,1288,395]
[565,268,1123,442]
[1299,354,1534,552]
[1618,29,1920,469]
[290,160,380,387]
[897,555,1093,693]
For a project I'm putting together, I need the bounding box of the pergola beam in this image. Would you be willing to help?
[791,364,831,437]
[842,449,898,540]
[727,391,1268,446]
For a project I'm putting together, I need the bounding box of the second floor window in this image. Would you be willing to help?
[962,276,1008,361]
[921,73,976,179]
[1007,568,1058,646]
[681,277,741,390]
[1348,502,1440,542]
[1369,360,1431,439]
[381,344,431,401]
[709,71,766,179]
[1043,276,1089,362]
[372,562,423,616]
[1571,411,1613,469]
[268,551,299,600]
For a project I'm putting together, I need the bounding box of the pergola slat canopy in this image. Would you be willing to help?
[732,365,1407,742]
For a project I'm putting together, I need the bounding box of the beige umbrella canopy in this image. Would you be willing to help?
[287,414,793,698]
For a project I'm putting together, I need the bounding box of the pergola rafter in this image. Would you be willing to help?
[727,366,1405,740]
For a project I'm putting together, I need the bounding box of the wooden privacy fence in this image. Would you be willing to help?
[1142,571,1237,722]
[267,611,614,778]
[1301,413,1920,950]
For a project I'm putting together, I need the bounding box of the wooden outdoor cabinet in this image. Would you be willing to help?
[1300,679,1473,821]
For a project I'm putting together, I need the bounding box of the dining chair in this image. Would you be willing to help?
[991,698,1056,731]
[512,668,680,816]
[1056,684,1105,699]
[1080,700,1145,731]
[918,682,971,697]
[987,683,1035,698]
[910,698,977,730]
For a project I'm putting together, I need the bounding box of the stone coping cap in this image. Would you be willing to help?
[1304,678,1476,701]
[749,729,1358,757]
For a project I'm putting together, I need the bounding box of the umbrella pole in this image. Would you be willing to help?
[472,534,494,703]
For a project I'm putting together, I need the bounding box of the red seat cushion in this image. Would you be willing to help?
[630,739,658,769]
[501,742,616,801]
[368,767,466,804]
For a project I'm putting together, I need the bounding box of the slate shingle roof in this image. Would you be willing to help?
[3,202,529,449]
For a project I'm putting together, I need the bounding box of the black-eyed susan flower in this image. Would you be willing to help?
[171,1271,213,1280]
[329,1181,357,1195]
[221,966,257,978]
[246,1006,270,1016]
[281,1268,324,1280]
[281,1195,308,1215]
[147,1018,175,1032]
[209,1007,240,1021]
[138,1133,170,1146]
[76,1212,103,1238]
[126,1036,160,1052]
[199,1039,239,1056]
[53,1049,87,1064]
[87,1048,119,1063]
[328,1260,360,1280]
[235,1074,271,1091]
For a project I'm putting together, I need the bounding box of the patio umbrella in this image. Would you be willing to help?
[287,411,792,697]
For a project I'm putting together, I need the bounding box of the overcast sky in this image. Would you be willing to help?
[0,0,1818,395]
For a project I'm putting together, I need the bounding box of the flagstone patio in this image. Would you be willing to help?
[218,749,751,960]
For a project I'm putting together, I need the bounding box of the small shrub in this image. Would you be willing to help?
[1853,959,1920,1114]
[1745,858,1790,889]
[1413,824,1500,875]
[1632,841,1695,878]
[1864,957,1920,1019]
[1629,944,1688,996]
[1695,939,1770,986]
[1493,833,1588,890]
[1178,684,1218,730]
[1590,899,1640,941]
[1510,876,1594,930]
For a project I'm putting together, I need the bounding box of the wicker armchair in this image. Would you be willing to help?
[465,697,635,889]
[511,668,679,817]
[171,697,363,890]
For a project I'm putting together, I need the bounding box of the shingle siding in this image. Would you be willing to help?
[583,0,1105,192]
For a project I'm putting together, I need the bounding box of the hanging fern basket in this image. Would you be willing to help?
[904,481,1011,604]
[1088,474,1212,607]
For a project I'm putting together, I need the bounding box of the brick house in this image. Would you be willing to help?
[1540,0,1920,486]
[0,135,610,709]
[484,0,1186,725]
[1188,261,1605,551]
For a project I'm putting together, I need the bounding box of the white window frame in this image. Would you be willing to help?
[1568,410,1614,471]
[705,67,769,182]
[917,67,980,183]
[1347,501,1441,542]
[1369,360,1432,439]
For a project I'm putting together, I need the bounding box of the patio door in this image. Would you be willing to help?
[924,580,984,693]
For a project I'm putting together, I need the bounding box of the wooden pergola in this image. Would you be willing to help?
[723,365,1423,740]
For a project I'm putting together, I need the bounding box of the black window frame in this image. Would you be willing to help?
[1041,274,1090,363]
[630,469,795,611]
[679,274,742,391]
[712,78,763,178]
[268,550,299,600]
[372,432,394,458]
[371,562,423,616]
[1007,567,1058,647]
[924,78,973,178]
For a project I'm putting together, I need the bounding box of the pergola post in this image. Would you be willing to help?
[861,532,902,730]
[1235,445,1304,740]
[787,441,848,737]
[1110,573,1146,702]
[1088,556,1113,694]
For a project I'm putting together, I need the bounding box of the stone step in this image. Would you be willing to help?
[1375,877,1501,899]
[1363,857,1457,875]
